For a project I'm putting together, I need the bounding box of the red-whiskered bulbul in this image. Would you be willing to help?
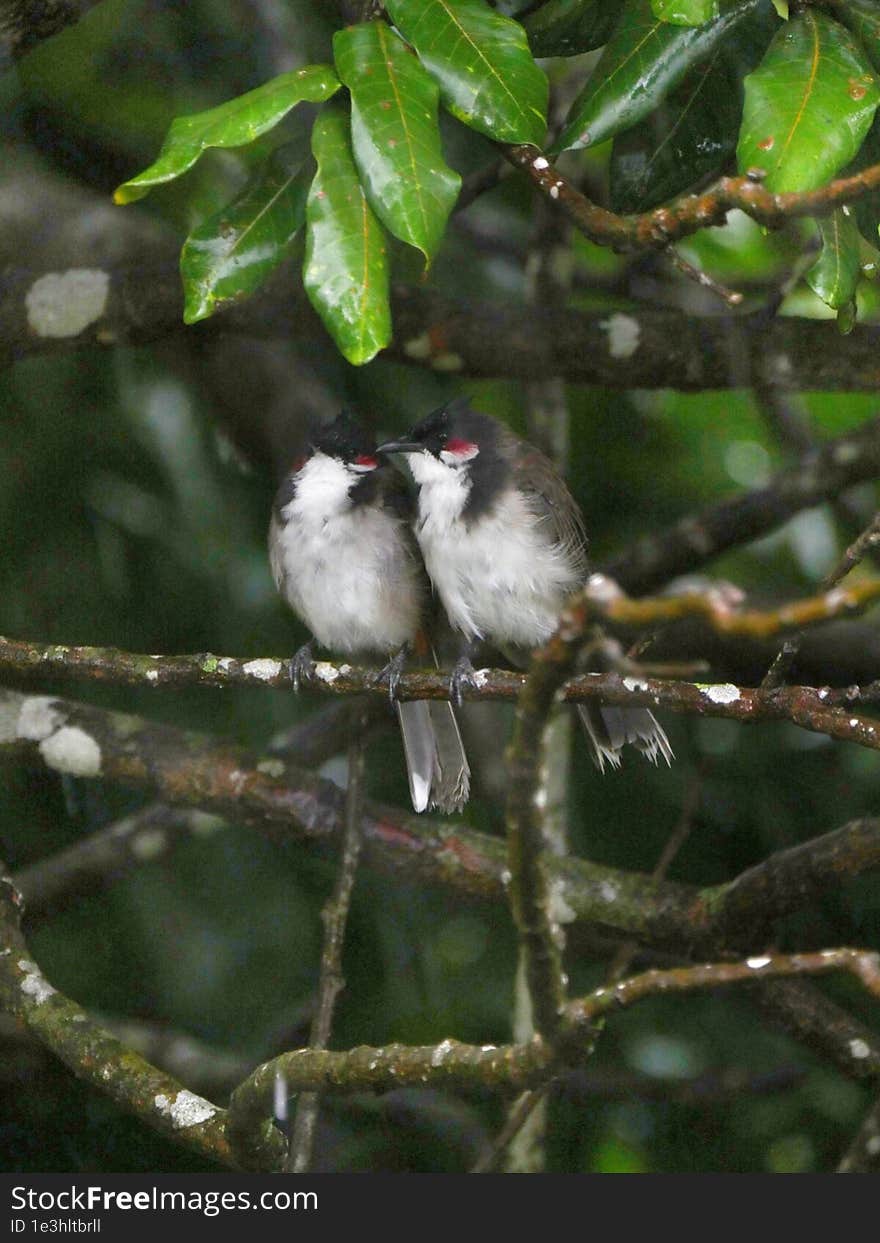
[269,411,470,813]
[377,399,673,772]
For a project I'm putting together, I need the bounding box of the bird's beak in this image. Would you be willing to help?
[376,439,423,455]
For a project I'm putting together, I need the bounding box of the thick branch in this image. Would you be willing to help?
[0,686,700,947]
[0,865,282,1171]
[7,647,880,750]
[0,0,101,62]
[15,699,384,921]
[7,259,880,391]
[7,689,880,954]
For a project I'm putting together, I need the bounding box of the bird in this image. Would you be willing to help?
[377,398,673,772]
[268,410,470,814]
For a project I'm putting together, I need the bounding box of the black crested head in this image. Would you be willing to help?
[406,397,501,460]
[311,410,378,467]
[399,398,510,523]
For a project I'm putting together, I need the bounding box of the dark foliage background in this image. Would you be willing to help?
[2,0,880,1174]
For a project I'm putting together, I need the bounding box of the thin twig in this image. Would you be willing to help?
[472,1086,549,1174]
[454,158,508,214]
[288,708,368,1173]
[838,1092,880,1172]
[607,770,703,984]
[667,248,743,308]
[763,512,880,691]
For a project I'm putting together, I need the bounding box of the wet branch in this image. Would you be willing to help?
[0,864,281,1171]
[3,571,880,697]
[8,687,880,950]
[225,948,880,1167]
[8,259,880,392]
[504,145,880,252]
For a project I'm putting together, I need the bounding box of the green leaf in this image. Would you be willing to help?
[770,0,787,18]
[523,0,621,57]
[180,148,312,325]
[833,0,880,75]
[610,1,778,212]
[805,209,862,310]
[303,104,391,367]
[333,22,460,265]
[385,0,548,145]
[651,0,719,26]
[736,10,880,192]
[114,65,340,204]
[553,0,763,154]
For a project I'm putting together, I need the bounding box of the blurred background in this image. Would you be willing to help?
[2,0,880,1173]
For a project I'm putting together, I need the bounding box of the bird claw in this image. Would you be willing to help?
[289,643,315,692]
[375,646,408,703]
[449,656,478,707]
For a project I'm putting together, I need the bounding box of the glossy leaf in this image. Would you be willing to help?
[114,65,340,204]
[180,148,311,325]
[303,104,391,367]
[651,0,719,26]
[736,10,880,192]
[333,22,460,264]
[385,0,548,145]
[523,0,621,57]
[610,1,778,212]
[805,210,862,315]
[834,0,880,74]
[554,0,763,154]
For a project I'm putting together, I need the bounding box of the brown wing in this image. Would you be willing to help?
[509,435,590,582]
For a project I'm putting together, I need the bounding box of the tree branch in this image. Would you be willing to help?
[7,688,880,953]
[0,0,101,63]
[5,571,880,694]
[0,863,282,1171]
[13,803,226,921]
[287,712,367,1173]
[225,948,880,1167]
[839,1092,880,1172]
[604,413,880,594]
[503,145,880,252]
[7,257,880,392]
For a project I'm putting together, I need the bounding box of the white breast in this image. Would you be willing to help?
[409,455,581,646]
[271,454,423,656]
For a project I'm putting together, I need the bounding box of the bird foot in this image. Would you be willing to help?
[374,645,409,703]
[449,655,479,707]
[289,642,315,692]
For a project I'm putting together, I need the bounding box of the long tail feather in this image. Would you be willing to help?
[577,703,674,774]
[396,700,470,814]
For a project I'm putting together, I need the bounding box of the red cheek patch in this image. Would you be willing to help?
[355,454,378,469]
[446,438,477,457]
